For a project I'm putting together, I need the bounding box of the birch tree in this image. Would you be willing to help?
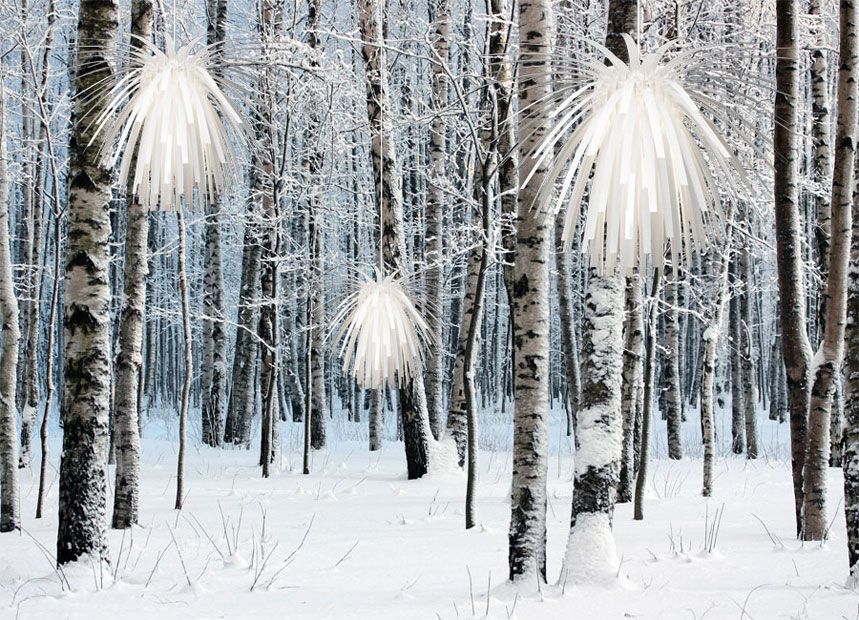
[619,273,643,502]
[57,0,117,563]
[112,0,152,529]
[562,0,634,583]
[356,0,435,479]
[0,87,19,533]
[507,0,553,582]
[424,0,450,439]
[805,0,857,542]
[200,0,229,448]
[663,266,683,460]
[306,0,328,452]
[774,0,814,536]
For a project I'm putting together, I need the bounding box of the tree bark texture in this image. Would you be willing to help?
[57,0,118,564]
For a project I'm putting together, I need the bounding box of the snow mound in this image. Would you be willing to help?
[563,513,621,586]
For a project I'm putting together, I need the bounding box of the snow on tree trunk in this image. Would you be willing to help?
[57,0,117,562]
[356,0,435,479]
[663,265,683,460]
[805,0,858,542]
[619,273,643,503]
[507,0,553,583]
[424,0,449,440]
[111,0,152,530]
[565,269,625,582]
[0,92,20,533]
[775,0,814,536]
[200,0,228,449]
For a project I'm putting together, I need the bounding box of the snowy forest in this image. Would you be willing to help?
[1,0,859,617]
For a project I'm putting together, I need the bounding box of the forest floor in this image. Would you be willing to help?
[1,408,858,619]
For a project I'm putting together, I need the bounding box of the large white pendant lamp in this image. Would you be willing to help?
[91,36,243,211]
[526,34,746,273]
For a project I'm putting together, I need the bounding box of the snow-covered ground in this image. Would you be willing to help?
[2,408,858,619]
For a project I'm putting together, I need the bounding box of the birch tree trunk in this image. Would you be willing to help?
[307,0,328,452]
[464,157,492,529]
[424,0,450,439]
[556,217,582,439]
[492,0,518,304]
[447,239,481,466]
[805,0,858,541]
[0,91,20,533]
[663,266,683,460]
[57,0,117,563]
[634,270,661,518]
[257,0,283,474]
[811,0,833,277]
[356,0,435,479]
[729,259,746,454]
[200,0,228,449]
[111,0,152,530]
[18,26,54,469]
[565,269,625,581]
[701,241,734,497]
[740,238,759,459]
[175,209,193,509]
[224,216,262,446]
[563,0,636,580]
[368,388,383,451]
[508,0,553,582]
[619,273,643,503]
[17,9,34,460]
[775,0,814,536]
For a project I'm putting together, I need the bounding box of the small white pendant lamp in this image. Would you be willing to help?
[333,268,431,390]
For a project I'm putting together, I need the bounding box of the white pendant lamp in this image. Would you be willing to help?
[91,36,243,211]
[526,34,746,273]
[333,269,431,390]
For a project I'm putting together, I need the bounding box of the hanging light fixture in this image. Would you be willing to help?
[90,36,244,211]
[333,269,431,390]
[526,34,747,273]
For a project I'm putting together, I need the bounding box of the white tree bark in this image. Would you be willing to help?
[424,0,450,439]
[0,90,20,533]
[200,0,229,449]
[663,266,683,460]
[112,0,151,530]
[508,0,553,582]
[775,0,814,536]
[619,273,643,502]
[806,0,858,541]
[57,0,117,563]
